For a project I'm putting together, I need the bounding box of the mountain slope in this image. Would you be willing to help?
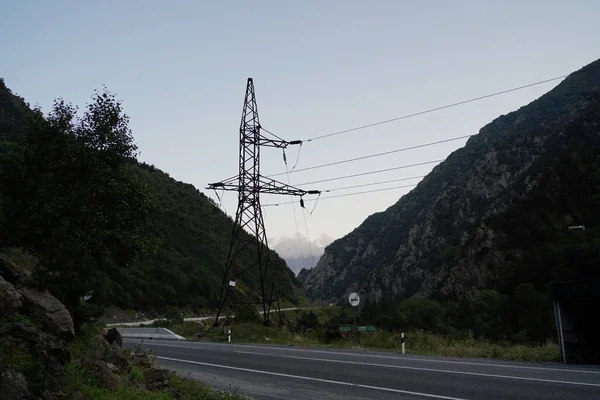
[300,58,600,304]
[126,162,301,310]
[0,79,301,312]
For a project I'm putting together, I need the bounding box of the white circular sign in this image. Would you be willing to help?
[348,292,360,307]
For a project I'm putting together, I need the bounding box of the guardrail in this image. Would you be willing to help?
[105,327,186,341]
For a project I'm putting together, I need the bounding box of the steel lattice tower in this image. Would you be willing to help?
[207,78,319,327]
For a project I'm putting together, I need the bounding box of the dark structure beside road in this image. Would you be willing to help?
[551,278,600,365]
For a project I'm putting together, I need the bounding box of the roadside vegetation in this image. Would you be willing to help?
[144,305,560,363]
[64,323,251,400]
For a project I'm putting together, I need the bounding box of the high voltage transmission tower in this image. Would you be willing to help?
[207,78,320,327]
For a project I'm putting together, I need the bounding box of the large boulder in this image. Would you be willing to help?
[0,276,22,316]
[0,369,31,400]
[17,287,74,341]
[104,328,123,347]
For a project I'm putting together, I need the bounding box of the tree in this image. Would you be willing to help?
[469,290,510,341]
[296,311,319,332]
[509,283,554,344]
[0,89,153,317]
[397,298,445,332]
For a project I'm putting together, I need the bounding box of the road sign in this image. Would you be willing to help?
[349,292,360,307]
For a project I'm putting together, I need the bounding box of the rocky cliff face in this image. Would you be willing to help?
[0,253,75,399]
[300,58,600,304]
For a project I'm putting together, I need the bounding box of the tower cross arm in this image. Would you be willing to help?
[206,175,320,197]
[207,175,239,191]
[256,136,302,149]
[257,175,320,196]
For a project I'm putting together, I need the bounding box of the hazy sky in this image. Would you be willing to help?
[2,1,599,255]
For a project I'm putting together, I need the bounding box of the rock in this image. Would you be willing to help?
[80,359,120,391]
[0,257,24,285]
[145,368,171,389]
[105,363,118,373]
[40,389,56,400]
[99,337,131,372]
[0,322,70,395]
[17,287,74,341]
[134,355,153,369]
[0,276,22,316]
[104,328,123,347]
[71,391,87,400]
[45,391,66,400]
[9,323,70,366]
[2,322,69,392]
[0,369,31,400]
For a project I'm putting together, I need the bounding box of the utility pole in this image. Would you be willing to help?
[207,78,319,327]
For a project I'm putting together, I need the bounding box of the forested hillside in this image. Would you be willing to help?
[128,162,301,310]
[0,78,300,322]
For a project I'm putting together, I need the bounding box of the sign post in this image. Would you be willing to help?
[348,292,360,346]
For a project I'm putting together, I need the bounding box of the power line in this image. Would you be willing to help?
[268,104,571,179]
[268,134,472,178]
[264,184,418,207]
[274,111,573,187]
[264,137,600,207]
[295,160,443,186]
[270,107,572,183]
[324,176,426,192]
[283,155,305,268]
[218,89,575,189]
[301,208,316,269]
[305,75,567,142]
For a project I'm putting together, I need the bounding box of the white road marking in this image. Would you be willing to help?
[156,355,469,400]
[234,350,600,388]
[133,339,600,375]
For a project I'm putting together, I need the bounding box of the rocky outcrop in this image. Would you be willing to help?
[0,276,22,315]
[0,257,25,285]
[17,287,75,341]
[0,255,75,399]
[0,369,31,400]
[80,359,121,391]
[301,58,600,304]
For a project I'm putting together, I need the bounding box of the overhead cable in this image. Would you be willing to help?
[268,134,472,178]
[305,75,567,142]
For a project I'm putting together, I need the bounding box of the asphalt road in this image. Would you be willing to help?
[126,339,600,400]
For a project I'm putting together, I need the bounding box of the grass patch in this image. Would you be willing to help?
[170,374,250,399]
[169,321,559,363]
[225,323,324,346]
[359,330,560,362]
[63,323,252,399]
[0,338,46,392]
[65,364,171,400]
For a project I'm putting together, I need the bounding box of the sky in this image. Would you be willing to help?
[1,0,599,263]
